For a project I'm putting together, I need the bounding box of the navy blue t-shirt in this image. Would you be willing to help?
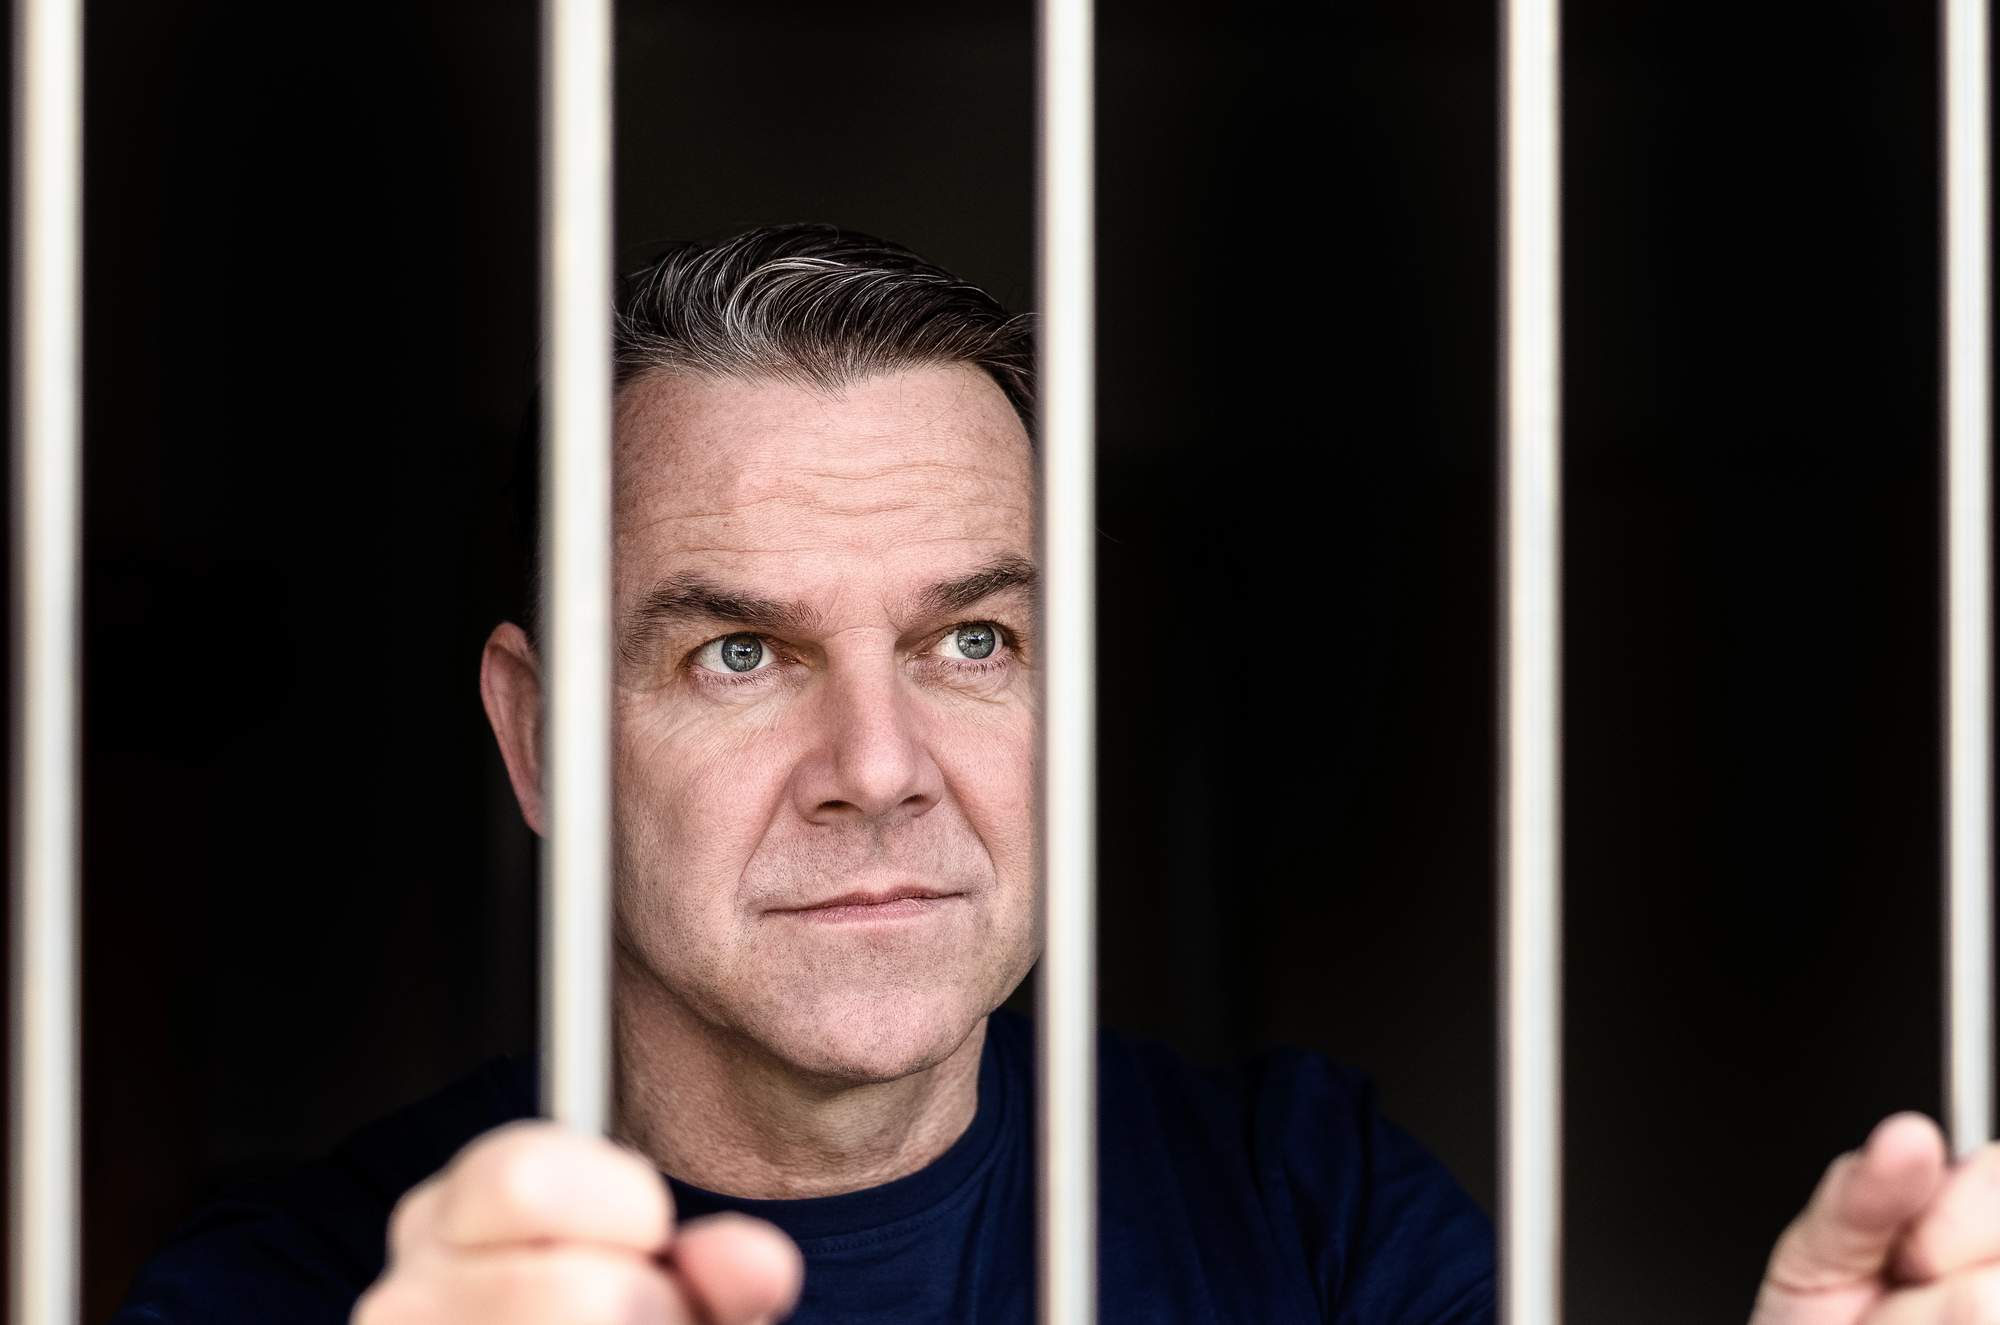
[112,1010,1493,1324]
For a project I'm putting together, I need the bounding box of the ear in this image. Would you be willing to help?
[480,622,546,835]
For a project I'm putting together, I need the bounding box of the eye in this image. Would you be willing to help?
[693,633,772,674]
[934,622,1000,661]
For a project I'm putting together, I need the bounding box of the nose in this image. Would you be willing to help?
[789,650,942,826]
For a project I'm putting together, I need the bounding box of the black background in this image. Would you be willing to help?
[40,0,1953,1319]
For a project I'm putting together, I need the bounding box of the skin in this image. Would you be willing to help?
[1750,1116,2000,1324]
[358,363,1039,1325]
[588,366,1039,1198]
[358,364,2000,1325]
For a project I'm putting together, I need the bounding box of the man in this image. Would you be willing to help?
[112,226,2000,1325]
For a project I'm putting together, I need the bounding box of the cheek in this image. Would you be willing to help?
[612,700,801,931]
[929,704,1036,876]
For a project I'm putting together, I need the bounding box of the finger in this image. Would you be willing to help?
[669,1213,805,1325]
[1862,1260,2000,1325]
[1764,1114,1949,1296]
[1899,1142,2000,1281]
[417,1121,675,1255]
[356,1245,696,1325]
[385,1173,446,1263]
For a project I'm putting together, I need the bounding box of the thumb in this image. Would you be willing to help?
[669,1212,804,1325]
[1762,1114,1947,1301]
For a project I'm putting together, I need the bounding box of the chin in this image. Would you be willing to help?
[739,981,992,1085]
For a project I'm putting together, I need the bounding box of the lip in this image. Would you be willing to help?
[774,886,960,923]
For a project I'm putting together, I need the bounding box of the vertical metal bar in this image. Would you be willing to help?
[1944,0,1993,1160]
[8,0,81,1316]
[1501,0,1562,1315]
[1036,0,1096,1322]
[540,0,614,1135]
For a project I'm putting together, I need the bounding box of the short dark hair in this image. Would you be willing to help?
[505,224,1033,636]
[616,223,1035,427]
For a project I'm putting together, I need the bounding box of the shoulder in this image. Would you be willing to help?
[1095,1026,1495,1325]
[1239,1047,1494,1322]
[112,1055,536,1325]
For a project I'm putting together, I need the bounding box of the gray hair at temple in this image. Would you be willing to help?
[615,223,1036,429]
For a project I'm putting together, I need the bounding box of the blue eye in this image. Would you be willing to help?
[937,622,999,660]
[695,633,770,674]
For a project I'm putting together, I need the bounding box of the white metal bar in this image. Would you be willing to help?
[1501,0,1562,1315]
[9,0,82,1316]
[1036,0,1096,1321]
[540,0,615,1135]
[1944,0,1994,1161]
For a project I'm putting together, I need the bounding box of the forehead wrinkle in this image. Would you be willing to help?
[617,487,801,531]
[629,495,1028,553]
[621,466,1011,538]
[728,465,1015,517]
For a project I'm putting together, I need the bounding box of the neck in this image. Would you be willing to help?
[609,949,985,1199]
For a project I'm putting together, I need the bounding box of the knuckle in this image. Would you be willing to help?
[384,1179,443,1257]
[482,1153,551,1227]
[439,1126,570,1243]
[390,1125,673,1265]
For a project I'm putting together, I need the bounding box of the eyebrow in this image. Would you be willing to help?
[620,556,1039,665]
[621,577,821,665]
[914,556,1039,621]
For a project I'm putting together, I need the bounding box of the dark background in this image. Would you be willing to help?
[43,0,1949,1319]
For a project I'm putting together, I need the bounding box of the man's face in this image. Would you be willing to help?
[608,364,1039,1084]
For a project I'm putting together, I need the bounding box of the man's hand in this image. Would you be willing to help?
[353,1122,803,1325]
[1745,1111,2000,1324]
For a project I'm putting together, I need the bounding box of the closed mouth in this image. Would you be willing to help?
[775,886,960,922]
